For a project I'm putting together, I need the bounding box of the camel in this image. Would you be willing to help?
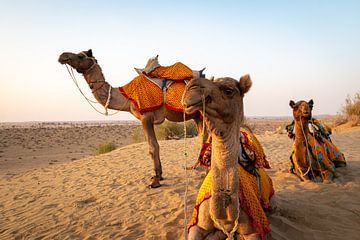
[58,49,207,188]
[183,76,273,240]
[288,99,346,182]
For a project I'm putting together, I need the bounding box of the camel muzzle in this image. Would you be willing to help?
[58,53,72,64]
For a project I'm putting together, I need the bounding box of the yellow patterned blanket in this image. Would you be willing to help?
[189,128,274,239]
[118,62,193,113]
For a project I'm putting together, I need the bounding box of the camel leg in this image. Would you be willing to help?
[237,209,261,240]
[188,225,227,240]
[141,115,162,188]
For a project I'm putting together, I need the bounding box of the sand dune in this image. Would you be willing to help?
[0,124,359,239]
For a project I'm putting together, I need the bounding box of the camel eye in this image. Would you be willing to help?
[224,88,234,95]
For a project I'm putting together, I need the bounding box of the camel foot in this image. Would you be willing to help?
[149,176,162,188]
[151,175,164,181]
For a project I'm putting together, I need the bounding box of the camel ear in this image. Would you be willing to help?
[308,99,314,109]
[238,74,252,95]
[209,76,214,82]
[289,100,296,108]
[87,49,93,57]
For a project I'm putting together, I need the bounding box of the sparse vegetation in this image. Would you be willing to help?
[94,141,116,155]
[340,92,360,126]
[131,127,145,143]
[155,120,198,140]
[131,120,198,143]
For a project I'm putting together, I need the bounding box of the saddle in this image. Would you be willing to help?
[134,55,206,91]
[119,56,205,113]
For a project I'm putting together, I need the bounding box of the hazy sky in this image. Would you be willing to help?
[1,0,359,122]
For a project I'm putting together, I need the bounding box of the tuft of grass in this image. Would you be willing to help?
[155,121,183,140]
[155,120,199,140]
[130,120,199,142]
[131,126,146,144]
[94,141,116,155]
[341,92,360,126]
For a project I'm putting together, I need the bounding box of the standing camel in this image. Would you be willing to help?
[58,49,206,188]
[183,76,274,240]
[288,99,346,182]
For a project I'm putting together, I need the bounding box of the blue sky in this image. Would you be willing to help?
[0,0,359,121]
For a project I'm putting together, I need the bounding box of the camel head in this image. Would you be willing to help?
[289,99,314,121]
[182,75,252,131]
[58,49,97,74]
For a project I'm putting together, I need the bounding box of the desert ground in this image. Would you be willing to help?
[0,119,359,239]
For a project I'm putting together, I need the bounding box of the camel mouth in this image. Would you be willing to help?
[184,96,212,114]
[58,57,70,64]
[184,103,202,115]
[58,53,72,65]
[302,112,311,118]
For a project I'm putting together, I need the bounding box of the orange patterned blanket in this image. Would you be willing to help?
[119,62,193,114]
[189,128,274,239]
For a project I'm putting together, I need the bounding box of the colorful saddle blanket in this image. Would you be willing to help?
[119,62,193,114]
[189,128,274,239]
[286,118,346,175]
[197,127,271,170]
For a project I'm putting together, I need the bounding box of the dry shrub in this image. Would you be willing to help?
[94,141,116,155]
[333,114,348,127]
[131,126,145,143]
[155,120,198,140]
[274,123,288,134]
[342,92,360,126]
[131,121,198,142]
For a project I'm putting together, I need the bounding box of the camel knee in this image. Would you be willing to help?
[188,226,207,240]
[237,210,257,237]
[148,142,159,158]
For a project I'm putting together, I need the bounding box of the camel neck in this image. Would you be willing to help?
[83,64,105,84]
[294,118,309,143]
[83,64,131,112]
[211,121,241,169]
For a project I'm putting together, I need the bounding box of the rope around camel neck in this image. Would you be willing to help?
[298,119,325,182]
[65,65,120,116]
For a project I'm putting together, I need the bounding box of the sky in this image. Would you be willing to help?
[0,0,359,122]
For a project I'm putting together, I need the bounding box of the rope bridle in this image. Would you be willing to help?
[64,52,120,116]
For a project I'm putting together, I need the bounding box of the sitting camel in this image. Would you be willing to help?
[287,99,346,182]
[182,76,274,240]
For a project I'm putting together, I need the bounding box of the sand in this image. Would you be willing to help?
[0,120,359,239]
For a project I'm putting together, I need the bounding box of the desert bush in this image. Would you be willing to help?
[342,92,360,126]
[184,120,199,137]
[155,120,198,140]
[333,114,348,127]
[130,121,198,142]
[274,123,287,134]
[131,126,145,143]
[94,141,116,155]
